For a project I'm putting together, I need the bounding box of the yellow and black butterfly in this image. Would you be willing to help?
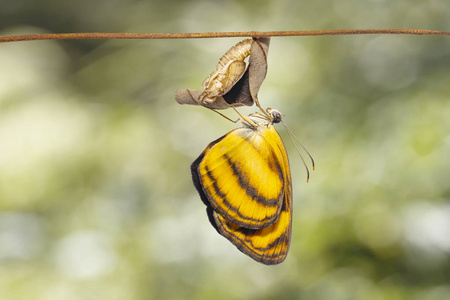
[191,107,310,265]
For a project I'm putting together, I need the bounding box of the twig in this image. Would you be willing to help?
[1,29,449,44]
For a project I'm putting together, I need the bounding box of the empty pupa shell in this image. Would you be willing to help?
[199,38,252,104]
[175,37,270,110]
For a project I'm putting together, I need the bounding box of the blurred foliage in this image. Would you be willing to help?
[1,0,450,299]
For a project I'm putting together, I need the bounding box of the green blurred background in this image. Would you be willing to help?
[1,0,449,299]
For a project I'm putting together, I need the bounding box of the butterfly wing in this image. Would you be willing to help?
[191,124,292,264]
[192,125,286,229]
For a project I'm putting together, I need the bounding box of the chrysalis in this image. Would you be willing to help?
[175,38,270,110]
[199,39,253,104]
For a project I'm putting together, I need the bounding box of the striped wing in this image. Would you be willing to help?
[212,133,292,265]
[191,124,292,265]
[193,125,286,229]
[211,187,291,265]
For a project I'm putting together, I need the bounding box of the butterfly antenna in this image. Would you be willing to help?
[281,120,315,182]
[284,122,315,170]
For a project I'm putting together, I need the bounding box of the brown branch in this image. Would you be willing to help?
[1,29,449,43]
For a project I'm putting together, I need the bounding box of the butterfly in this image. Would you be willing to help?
[191,108,296,265]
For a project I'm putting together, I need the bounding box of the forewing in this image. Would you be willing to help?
[192,125,285,229]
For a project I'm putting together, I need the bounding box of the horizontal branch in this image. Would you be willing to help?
[1,29,449,43]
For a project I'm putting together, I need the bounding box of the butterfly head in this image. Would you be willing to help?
[267,107,282,124]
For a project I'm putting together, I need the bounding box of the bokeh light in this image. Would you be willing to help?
[1,1,449,299]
